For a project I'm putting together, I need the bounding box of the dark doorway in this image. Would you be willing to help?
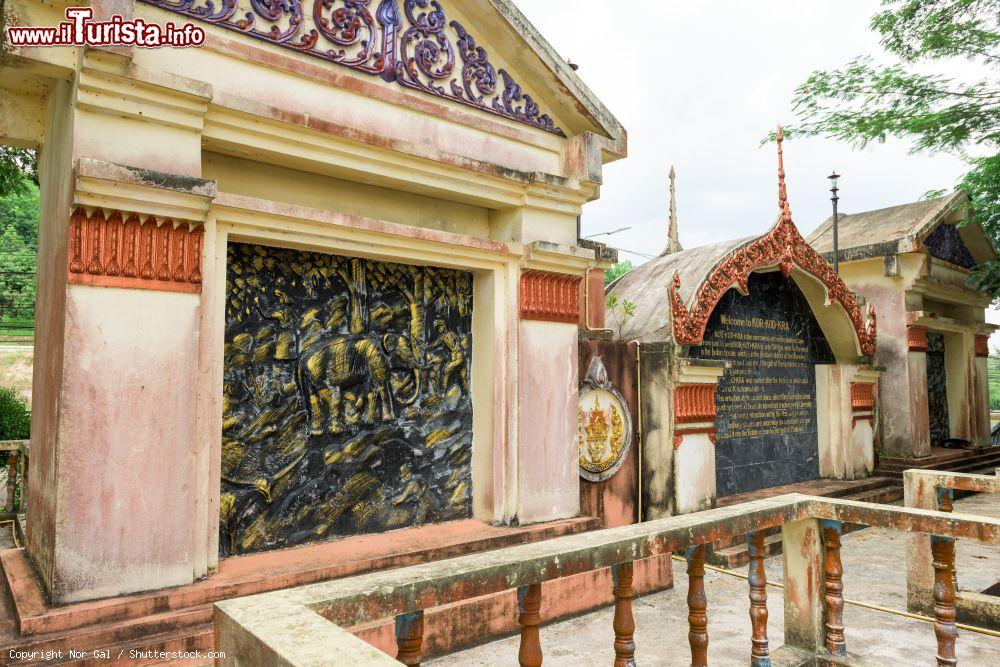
[926,331,950,447]
[690,272,836,497]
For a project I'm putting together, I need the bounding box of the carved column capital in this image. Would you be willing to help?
[974,334,990,358]
[673,359,726,449]
[519,270,582,323]
[850,381,877,429]
[908,325,929,352]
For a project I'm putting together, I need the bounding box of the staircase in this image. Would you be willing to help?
[707,477,902,569]
[875,446,1000,479]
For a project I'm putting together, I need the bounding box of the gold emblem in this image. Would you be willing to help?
[577,357,632,482]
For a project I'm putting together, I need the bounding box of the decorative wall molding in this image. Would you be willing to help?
[907,325,929,353]
[520,270,581,323]
[673,427,717,450]
[137,0,565,136]
[673,383,717,426]
[975,335,990,358]
[669,128,877,358]
[67,207,204,293]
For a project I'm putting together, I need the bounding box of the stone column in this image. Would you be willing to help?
[781,518,825,652]
[671,360,725,515]
[905,325,932,458]
[516,261,583,523]
[26,51,215,603]
[973,334,991,446]
[848,367,881,477]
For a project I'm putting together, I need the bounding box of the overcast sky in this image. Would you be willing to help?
[517,0,970,259]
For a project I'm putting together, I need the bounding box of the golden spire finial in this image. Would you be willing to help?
[662,165,683,255]
[777,125,787,211]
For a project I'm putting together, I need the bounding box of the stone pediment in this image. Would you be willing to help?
[138,0,617,140]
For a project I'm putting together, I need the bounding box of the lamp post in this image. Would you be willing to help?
[828,171,841,274]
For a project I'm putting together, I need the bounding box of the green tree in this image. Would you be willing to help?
[0,176,39,248]
[0,148,37,198]
[0,224,36,321]
[605,260,634,285]
[782,0,999,294]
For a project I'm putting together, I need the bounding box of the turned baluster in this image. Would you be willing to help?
[4,452,17,514]
[518,583,543,667]
[746,531,770,666]
[612,562,636,667]
[686,544,709,667]
[931,536,958,667]
[938,488,958,590]
[821,521,846,657]
[395,611,424,667]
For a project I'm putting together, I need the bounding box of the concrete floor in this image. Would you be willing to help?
[431,495,1000,666]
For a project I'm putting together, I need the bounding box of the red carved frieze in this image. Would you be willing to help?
[850,382,876,428]
[67,207,203,294]
[907,325,928,352]
[669,128,877,358]
[520,270,582,324]
[673,428,717,450]
[674,383,718,425]
[850,382,875,412]
[975,335,990,358]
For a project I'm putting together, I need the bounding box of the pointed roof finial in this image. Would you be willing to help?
[776,125,793,224]
[662,165,683,255]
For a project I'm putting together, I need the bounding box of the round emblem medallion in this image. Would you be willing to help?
[577,357,632,482]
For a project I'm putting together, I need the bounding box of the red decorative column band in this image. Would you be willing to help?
[850,382,876,428]
[68,207,203,294]
[673,383,719,449]
[975,335,990,358]
[520,270,582,323]
[908,326,928,352]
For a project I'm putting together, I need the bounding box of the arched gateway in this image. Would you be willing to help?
[608,131,880,516]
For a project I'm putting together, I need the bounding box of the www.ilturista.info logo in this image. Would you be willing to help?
[5,8,205,48]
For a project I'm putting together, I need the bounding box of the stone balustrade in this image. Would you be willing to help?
[0,440,29,517]
[215,494,999,666]
[905,469,1000,633]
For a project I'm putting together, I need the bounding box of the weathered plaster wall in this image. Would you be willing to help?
[54,287,200,602]
[638,343,674,520]
[516,321,579,523]
[837,257,927,458]
[673,433,714,515]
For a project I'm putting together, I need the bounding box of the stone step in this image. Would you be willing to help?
[877,451,1000,478]
[49,623,213,666]
[4,606,213,665]
[876,448,1000,475]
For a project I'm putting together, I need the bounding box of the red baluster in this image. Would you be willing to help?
[931,536,958,667]
[746,531,770,666]
[612,562,636,667]
[822,521,846,657]
[686,545,709,667]
[518,583,543,667]
[395,611,424,667]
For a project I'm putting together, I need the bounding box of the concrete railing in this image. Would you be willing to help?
[0,439,29,516]
[215,493,999,667]
[905,469,1000,631]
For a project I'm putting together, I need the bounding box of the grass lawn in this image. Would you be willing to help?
[0,348,33,403]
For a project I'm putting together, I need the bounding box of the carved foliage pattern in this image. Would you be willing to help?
[975,335,990,358]
[674,383,717,425]
[520,270,581,323]
[923,223,976,270]
[669,132,877,357]
[138,0,565,135]
[67,207,203,293]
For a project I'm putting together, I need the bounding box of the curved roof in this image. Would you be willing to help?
[606,128,877,357]
[608,236,753,342]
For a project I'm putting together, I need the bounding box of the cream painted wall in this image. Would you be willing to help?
[203,153,493,239]
[516,320,579,523]
[673,433,715,515]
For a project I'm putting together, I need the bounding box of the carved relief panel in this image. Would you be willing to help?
[221,243,473,556]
